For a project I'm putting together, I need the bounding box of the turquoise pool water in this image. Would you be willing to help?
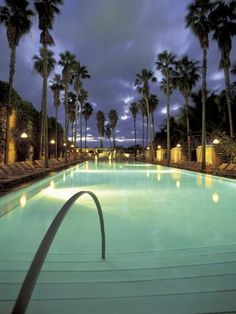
[1,161,236,314]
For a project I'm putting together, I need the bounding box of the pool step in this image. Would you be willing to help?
[1,249,236,272]
[1,246,236,314]
[1,272,236,314]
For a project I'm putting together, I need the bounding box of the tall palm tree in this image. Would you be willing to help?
[149,94,159,138]
[210,1,236,138]
[33,47,56,159]
[72,62,91,147]
[67,91,76,144]
[78,88,88,148]
[96,110,105,148]
[156,50,176,166]
[129,102,139,146]
[175,56,200,160]
[105,122,112,148]
[34,0,63,167]
[82,102,93,148]
[108,109,118,149]
[59,51,76,162]
[135,69,157,154]
[186,0,213,170]
[138,98,147,149]
[50,74,64,158]
[0,0,33,163]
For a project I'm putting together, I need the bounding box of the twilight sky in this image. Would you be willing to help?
[0,0,235,147]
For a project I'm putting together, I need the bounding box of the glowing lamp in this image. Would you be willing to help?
[146,146,150,150]
[50,139,55,144]
[176,144,181,148]
[20,132,28,139]
[157,145,162,149]
[63,143,66,147]
[71,144,75,148]
[213,138,220,145]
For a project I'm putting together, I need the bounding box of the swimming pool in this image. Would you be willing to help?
[1,161,236,313]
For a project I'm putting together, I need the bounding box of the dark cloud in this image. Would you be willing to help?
[0,0,235,146]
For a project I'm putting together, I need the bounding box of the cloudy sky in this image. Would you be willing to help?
[0,0,235,147]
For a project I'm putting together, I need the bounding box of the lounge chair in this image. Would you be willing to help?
[19,161,35,171]
[0,168,8,179]
[15,162,33,172]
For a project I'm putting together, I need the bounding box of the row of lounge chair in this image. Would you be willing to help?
[156,159,236,178]
[0,157,84,185]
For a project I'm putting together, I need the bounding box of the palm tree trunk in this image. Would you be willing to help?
[55,106,58,158]
[80,102,83,148]
[85,119,87,148]
[223,64,234,138]
[39,95,44,159]
[43,43,48,168]
[146,116,148,147]
[5,45,16,163]
[142,114,144,149]
[113,128,116,149]
[100,137,103,148]
[64,84,69,163]
[185,96,191,161]
[134,117,136,146]
[74,93,79,146]
[166,76,170,166]
[201,47,207,171]
[152,112,155,139]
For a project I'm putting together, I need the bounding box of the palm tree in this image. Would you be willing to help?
[105,122,112,148]
[156,50,176,166]
[50,74,64,158]
[33,47,56,159]
[108,109,118,149]
[67,91,76,144]
[0,0,33,163]
[72,62,91,147]
[96,111,105,148]
[138,98,147,149]
[129,102,139,147]
[78,88,88,148]
[149,94,159,138]
[186,0,214,170]
[210,1,236,138]
[59,51,76,162]
[135,69,157,154]
[175,56,200,160]
[34,0,63,167]
[82,102,93,148]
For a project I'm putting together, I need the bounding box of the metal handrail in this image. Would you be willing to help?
[12,191,106,314]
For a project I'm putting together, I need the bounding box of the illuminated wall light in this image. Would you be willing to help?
[213,138,220,145]
[157,145,161,149]
[20,195,27,208]
[176,144,181,148]
[20,132,28,139]
[50,139,55,144]
[212,193,220,203]
[176,180,181,188]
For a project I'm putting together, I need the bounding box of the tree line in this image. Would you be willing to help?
[129,0,236,169]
